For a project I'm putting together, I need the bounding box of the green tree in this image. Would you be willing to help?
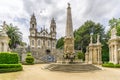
[102,37,109,62]
[77,52,84,60]
[6,25,23,49]
[103,18,120,62]
[74,20,105,53]
[57,20,108,62]
[56,37,64,49]
[108,18,120,37]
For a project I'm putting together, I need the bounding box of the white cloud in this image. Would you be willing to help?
[0,0,120,45]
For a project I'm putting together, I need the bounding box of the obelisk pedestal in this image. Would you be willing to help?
[63,3,75,63]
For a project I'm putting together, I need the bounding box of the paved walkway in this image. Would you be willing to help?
[0,64,120,80]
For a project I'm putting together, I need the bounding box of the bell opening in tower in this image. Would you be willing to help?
[32,24,34,28]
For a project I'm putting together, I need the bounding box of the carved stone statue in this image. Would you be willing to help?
[111,27,117,38]
[90,33,93,44]
[97,34,100,43]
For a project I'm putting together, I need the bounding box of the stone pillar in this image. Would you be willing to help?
[85,52,88,63]
[109,46,111,62]
[97,34,100,44]
[112,45,114,63]
[94,48,97,63]
[90,35,93,44]
[89,48,93,64]
[111,45,113,62]
[99,47,102,64]
[64,3,74,60]
[97,48,100,64]
[118,48,120,64]
[4,42,6,52]
[114,44,118,64]
[21,48,27,63]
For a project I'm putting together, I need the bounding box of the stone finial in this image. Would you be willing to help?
[31,12,36,20]
[68,3,70,7]
[97,34,100,43]
[2,21,6,31]
[32,12,35,17]
[51,17,55,24]
[10,23,13,27]
[3,21,6,26]
[90,33,93,44]
[111,27,117,38]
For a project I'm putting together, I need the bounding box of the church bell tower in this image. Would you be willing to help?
[29,13,37,48]
[50,18,56,38]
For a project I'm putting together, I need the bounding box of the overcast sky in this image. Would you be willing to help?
[0,0,120,45]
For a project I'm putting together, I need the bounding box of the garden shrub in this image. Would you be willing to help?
[114,64,120,68]
[102,63,114,67]
[0,52,23,73]
[0,64,22,68]
[102,63,120,68]
[77,52,84,60]
[27,52,31,56]
[25,53,34,64]
[0,64,23,73]
[0,52,19,64]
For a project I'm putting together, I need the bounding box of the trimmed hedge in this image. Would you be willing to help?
[0,64,23,73]
[0,52,23,73]
[25,53,34,64]
[102,63,120,68]
[0,52,19,64]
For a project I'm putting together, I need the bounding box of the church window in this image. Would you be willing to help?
[32,24,34,28]
[38,39,40,46]
[32,40,34,46]
[53,27,54,31]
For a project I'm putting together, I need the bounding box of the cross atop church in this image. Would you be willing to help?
[68,3,70,7]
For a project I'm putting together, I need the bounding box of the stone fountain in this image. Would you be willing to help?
[44,3,101,72]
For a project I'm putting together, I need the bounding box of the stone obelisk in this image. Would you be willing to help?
[64,3,74,59]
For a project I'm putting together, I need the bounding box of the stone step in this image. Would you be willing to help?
[44,63,101,72]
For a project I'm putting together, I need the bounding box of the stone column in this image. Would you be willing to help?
[111,45,114,63]
[114,44,118,64]
[4,42,6,52]
[89,48,93,64]
[94,48,97,64]
[113,45,115,63]
[99,47,102,64]
[109,46,111,62]
[97,48,100,64]
[85,52,88,63]
[118,48,120,64]
[90,35,93,44]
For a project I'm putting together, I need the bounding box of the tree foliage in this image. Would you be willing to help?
[77,52,84,60]
[0,52,19,64]
[107,18,120,38]
[103,18,120,62]
[25,53,34,64]
[56,37,64,49]
[5,25,23,49]
[56,20,105,53]
[74,20,105,53]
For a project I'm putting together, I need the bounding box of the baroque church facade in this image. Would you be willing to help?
[29,14,56,50]
[29,14,57,63]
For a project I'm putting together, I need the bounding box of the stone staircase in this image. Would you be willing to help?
[44,63,101,72]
